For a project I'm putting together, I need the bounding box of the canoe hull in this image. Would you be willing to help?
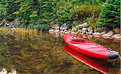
[63,34,119,59]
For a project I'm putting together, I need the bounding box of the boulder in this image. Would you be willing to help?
[93,32,101,36]
[52,24,59,30]
[49,29,54,33]
[83,22,87,27]
[78,24,83,28]
[87,27,92,32]
[96,28,102,32]
[71,27,77,32]
[87,32,93,35]
[82,28,88,31]
[78,22,87,28]
[81,28,88,34]
[65,31,70,34]
[60,23,67,31]
[102,34,111,38]
[64,30,67,32]
[54,30,59,33]
[107,31,114,36]
[60,31,64,34]
[52,33,59,38]
[112,34,121,39]
[101,31,106,35]
[71,32,77,34]
[113,28,120,34]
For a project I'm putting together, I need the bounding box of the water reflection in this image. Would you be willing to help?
[64,46,120,74]
[0,33,120,74]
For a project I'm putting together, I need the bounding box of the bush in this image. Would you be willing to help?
[70,5,101,20]
[28,19,50,31]
[86,16,99,29]
[98,0,120,30]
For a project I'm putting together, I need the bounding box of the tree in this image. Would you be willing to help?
[1,0,20,22]
[98,0,120,30]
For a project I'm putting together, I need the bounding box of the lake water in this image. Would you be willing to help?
[0,32,120,74]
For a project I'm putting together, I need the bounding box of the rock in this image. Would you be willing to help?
[76,25,79,28]
[60,23,67,31]
[65,31,70,34]
[82,34,87,38]
[87,32,93,35]
[64,30,67,32]
[112,34,121,39]
[60,31,64,34]
[49,29,54,33]
[52,33,59,38]
[94,35,100,37]
[102,34,111,38]
[113,28,120,34]
[78,22,87,28]
[107,31,114,36]
[54,30,59,33]
[82,28,88,31]
[88,35,93,38]
[83,22,87,27]
[96,28,102,32]
[71,32,77,34]
[87,27,92,32]
[71,27,77,32]
[93,32,101,36]
[52,24,59,30]
[78,24,83,28]
[101,31,106,35]
[81,28,88,34]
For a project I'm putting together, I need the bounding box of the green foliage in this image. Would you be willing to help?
[70,5,101,21]
[86,15,99,28]
[56,0,73,24]
[0,0,119,30]
[98,0,120,30]
[29,19,50,31]
[0,0,20,22]
[0,3,6,20]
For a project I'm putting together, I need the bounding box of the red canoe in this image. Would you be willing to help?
[63,34,119,59]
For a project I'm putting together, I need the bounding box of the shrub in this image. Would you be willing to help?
[86,16,99,29]
[98,0,120,30]
[70,5,101,20]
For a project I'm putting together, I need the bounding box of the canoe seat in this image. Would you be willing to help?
[71,38,85,44]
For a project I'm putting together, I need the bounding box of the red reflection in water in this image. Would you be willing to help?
[64,46,115,74]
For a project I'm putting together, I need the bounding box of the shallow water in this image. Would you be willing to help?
[0,33,120,74]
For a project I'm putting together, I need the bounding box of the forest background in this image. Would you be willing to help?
[0,0,120,31]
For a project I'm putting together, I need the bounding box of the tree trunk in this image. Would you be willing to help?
[92,0,94,5]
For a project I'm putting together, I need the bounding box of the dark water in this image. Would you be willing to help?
[0,33,120,74]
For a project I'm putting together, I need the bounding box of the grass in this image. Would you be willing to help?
[0,27,41,35]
